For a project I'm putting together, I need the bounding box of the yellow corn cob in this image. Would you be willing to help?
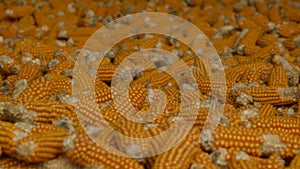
[96,64,118,82]
[268,66,288,87]
[17,62,42,82]
[250,43,280,59]
[58,27,99,39]
[236,86,297,106]
[290,48,300,58]
[239,28,263,46]
[268,5,282,24]
[250,116,300,136]
[201,126,265,156]
[225,60,272,83]
[152,127,200,169]
[239,6,255,17]
[239,45,261,56]
[191,150,219,169]
[278,24,300,38]
[46,73,72,94]
[283,5,300,22]
[66,133,144,169]
[23,100,72,124]
[112,49,137,65]
[257,104,276,117]
[282,38,296,50]
[254,1,268,15]
[0,157,36,169]
[237,18,258,29]
[49,61,74,75]
[201,126,300,158]
[0,120,22,153]
[11,125,70,163]
[74,96,107,127]
[6,5,36,19]
[257,33,278,47]
[228,151,284,169]
[17,77,52,103]
[288,153,300,169]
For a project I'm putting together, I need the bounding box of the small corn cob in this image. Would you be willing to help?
[237,17,257,29]
[23,100,71,124]
[254,1,268,15]
[249,116,300,136]
[268,66,288,87]
[239,28,263,46]
[266,130,300,158]
[277,24,300,38]
[17,77,53,103]
[191,150,219,169]
[239,6,255,17]
[33,11,49,28]
[236,86,297,106]
[0,157,36,169]
[268,5,282,24]
[239,68,263,84]
[5,5,36,19]
[57,27,99,39]
[16,15,35,32]
[272,54,299,86]
[66,133,144,169]
[49,61,74,75]
[11,126,70,163]
[0,120,22,154]
[113,48,137,65]
[227,151,284,169]
[115,117,168,157]
[250,43,280,59]
[152,127,200,169]
[201,126,300,158]
[45,24,59,45]
[46,73,72,94]
[283,5,300,22]
[228,156,257,169]
[251,153,284,169]
[257,33,278,47]
[17,62,42,82]
[96,64,118,82]
[290,48,300,57]
[193,72,229,95]
[201,126,265,156]
[225,60,272,83]
[20,45,60,58]
[98,102,123,125]
[149,71,177,88]
[95,86,113,103]
[282,38,296,50]
[257,104,277,117]
[237,45,261,56]
[48,0,66,11]
[288,153,300,169]
[181,107,210,128]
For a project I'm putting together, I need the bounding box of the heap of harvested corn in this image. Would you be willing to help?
[0,0,299,168]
